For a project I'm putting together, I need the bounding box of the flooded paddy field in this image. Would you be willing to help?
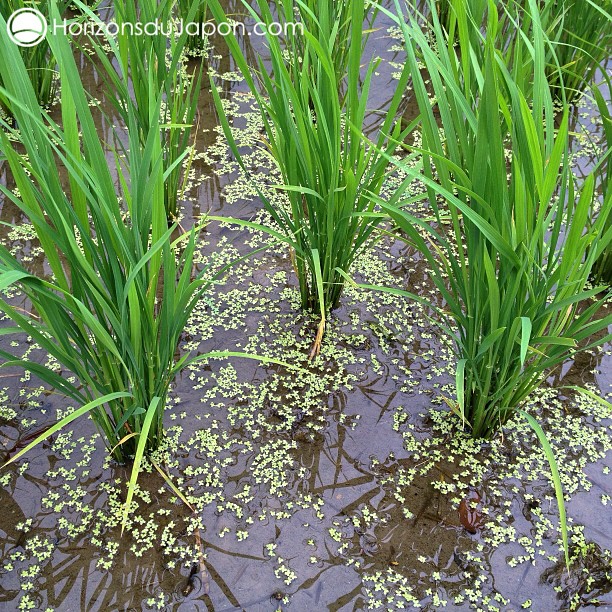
[0,2,611,610]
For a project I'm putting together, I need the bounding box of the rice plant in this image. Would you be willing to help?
[544,0,612,102]
[175,0,208,55]
[373,0,612,439]
[82,0,203,221]
[0,2,276,525]
[0,0,67,111]
[434,0,612,103]
[497,0,612,103]
[361,0,612,567]
[273,0,378,90]
[591,81,612,284]
[207,0,411,355]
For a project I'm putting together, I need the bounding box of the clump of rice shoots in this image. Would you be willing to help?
[0,0,69,111]
[370,0,611,568]
[82,0,203,221]
[544,0,612,102]
[591,82,612,284]
[0,1,276,526]
[376,0,612,438]
[207,0,410,356]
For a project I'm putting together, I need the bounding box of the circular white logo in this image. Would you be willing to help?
[7,8,48,47]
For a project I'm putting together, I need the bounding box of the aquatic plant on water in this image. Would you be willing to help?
[207,0,411,356]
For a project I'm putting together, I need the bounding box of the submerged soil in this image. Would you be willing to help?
[0,2,611,611]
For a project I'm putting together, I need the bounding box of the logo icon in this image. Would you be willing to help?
[7,8,48,47]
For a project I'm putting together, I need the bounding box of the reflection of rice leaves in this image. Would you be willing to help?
[207,0,411,355]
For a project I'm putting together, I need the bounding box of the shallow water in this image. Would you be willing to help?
[0,2,611,611]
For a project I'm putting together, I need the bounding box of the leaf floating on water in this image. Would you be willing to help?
[458,489,484,534]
